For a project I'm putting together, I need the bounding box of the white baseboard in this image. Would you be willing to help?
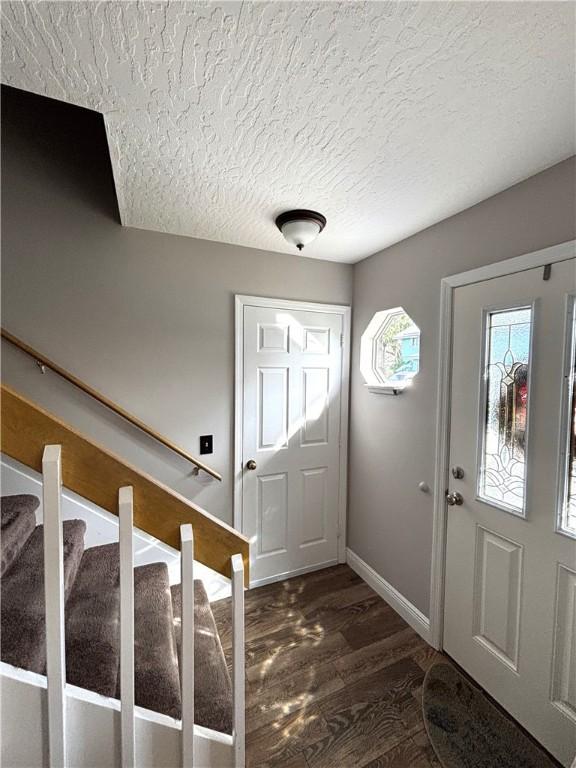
[346,548,431,644]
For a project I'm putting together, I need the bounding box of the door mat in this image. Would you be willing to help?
[422,662,560,768]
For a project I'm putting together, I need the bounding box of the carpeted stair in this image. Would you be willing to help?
[1,494,38,577]
[0,494,233,734]
[66,542,122,698]
[2,514,85,674]
[172,580,233,734]
[130,561,182,718]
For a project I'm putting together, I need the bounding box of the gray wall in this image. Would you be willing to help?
[3,87,575,616]
[348,156,576,616]
[0,87,352,525]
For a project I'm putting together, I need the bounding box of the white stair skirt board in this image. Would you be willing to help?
[0,662,234,768]
[346,549,431,644]
[1,454,230,600]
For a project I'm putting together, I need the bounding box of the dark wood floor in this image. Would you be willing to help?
[211,564,443,768]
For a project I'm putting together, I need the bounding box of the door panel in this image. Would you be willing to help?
[303,326,330,354]
[444,259,576,766]
[258,323,289,352]
[301,368,330,445]
[258,367,289,449]
[300,467,328,547]
[241,303,344,585]
[257,473,288,556]
[472,526,523,671]
[551,564,576,720]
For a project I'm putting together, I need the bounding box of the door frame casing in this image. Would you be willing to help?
[234,294,352,571]
[430,239,576,650]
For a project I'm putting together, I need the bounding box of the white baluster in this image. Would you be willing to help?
[119,486,135,768]
[231,554,245,768]
[180,524,194,768]
[42,445,67,768]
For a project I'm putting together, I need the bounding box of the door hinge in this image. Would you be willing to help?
[340,333,344,348]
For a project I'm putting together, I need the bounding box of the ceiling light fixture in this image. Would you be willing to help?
[275,209,327,251]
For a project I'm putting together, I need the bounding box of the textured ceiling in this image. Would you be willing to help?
[1,2,575,263]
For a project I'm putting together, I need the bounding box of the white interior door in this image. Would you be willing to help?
[239,301,346,586]
[444,258,576,766]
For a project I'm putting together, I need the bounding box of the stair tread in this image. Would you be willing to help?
[125,561,182,719]
[65,542,120,697]
[1,495,39,578]
[1,518,233,735]
[1,519,86,674]
[171,581,233,735]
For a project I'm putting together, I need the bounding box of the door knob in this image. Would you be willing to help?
[246,459,257,471]
[446,491,464,506]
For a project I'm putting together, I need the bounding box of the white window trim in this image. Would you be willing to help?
[365,384,409,395]
[360,306,420,394]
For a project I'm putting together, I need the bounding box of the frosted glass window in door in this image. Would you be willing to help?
[478,306,532,516]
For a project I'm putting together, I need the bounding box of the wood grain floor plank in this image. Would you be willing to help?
[212,565,365,653]
[340,604,409,650]
[301,581,380,616]
[241,565,362,616]
[246,706,328,766]
[313,657,425,721]
[246,627,352,685]
[246,662,345,734]
[248,747,310,768]
[362,735,437,768]
[302,593,391,635]
[211,565,438,768]
[412,644,443,672]
[244,616,338,662]
[334,626,428,684]
[304,689,423,768]
[412,730,442,766]
[213,596,308,650]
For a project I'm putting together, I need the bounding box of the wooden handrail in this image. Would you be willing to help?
[1,328,222,481]
[1,384,248,583]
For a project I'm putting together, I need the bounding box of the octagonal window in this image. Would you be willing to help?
[360,307,420,392]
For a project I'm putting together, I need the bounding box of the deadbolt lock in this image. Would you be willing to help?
[451,466,465,480]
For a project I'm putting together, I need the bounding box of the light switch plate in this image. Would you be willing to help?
[199,435,213,455]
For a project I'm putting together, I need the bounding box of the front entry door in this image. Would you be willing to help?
[240,300,346,586]
[444,259,576,766]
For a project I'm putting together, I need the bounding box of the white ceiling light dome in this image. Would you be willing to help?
[275,210,327,251]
